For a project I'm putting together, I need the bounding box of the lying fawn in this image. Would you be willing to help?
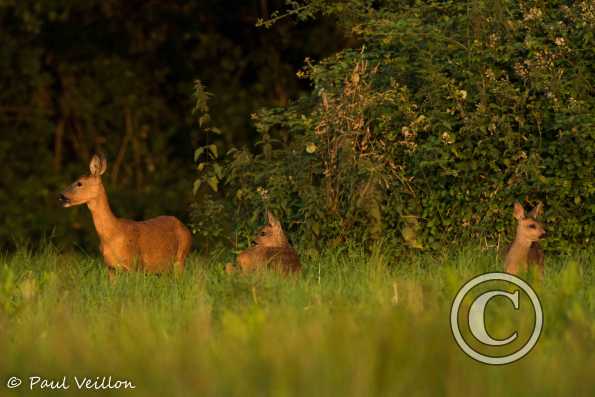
[504,201,546,277]
[234,211,301,274]
[59,153,192,274]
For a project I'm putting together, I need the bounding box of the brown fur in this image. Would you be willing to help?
[504,202,545,277]
[59,154,192,274]
[235,211,301,274]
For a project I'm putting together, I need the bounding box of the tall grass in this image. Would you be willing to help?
[0,245,593,396]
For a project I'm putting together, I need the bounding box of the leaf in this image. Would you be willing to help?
[207,176,218,192]
[208,144,218,159]
[194,147,205,161]
[199,114,210,127]
[306,143,318,153]
[213,163,223,179]
[192,180,202,195]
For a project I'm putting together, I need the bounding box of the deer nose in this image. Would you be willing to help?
[58,193,69,204]
[540,231,546,238]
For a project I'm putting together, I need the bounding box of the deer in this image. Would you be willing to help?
[504,201,546,277]
[58,153,192,275]
[227,211,301,274]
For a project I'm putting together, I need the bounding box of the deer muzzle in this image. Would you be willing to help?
[58,193,71,207]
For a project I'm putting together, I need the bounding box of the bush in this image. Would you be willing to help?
[192,0,594,252]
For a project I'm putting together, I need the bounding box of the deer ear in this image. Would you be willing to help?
[528,201,543,218]
[267,211,281,228]
[513,202,525,220]
[89,153,107,176]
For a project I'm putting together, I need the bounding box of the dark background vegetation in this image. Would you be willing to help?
[0,0,342,251]
[1,0,593,254]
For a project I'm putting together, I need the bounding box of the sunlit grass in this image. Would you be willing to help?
[0,245,593,396]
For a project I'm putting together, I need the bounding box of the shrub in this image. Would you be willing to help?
[192,1,594,252]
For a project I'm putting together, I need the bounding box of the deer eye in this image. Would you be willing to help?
[528,224,536,229]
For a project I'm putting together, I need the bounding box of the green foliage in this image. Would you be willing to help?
[189,81,230,249]
[195,0,594,251]
[192,80,224,195]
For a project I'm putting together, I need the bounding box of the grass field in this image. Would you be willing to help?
[0,245,594,396]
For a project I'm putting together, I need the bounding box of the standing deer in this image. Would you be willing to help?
[504,201,546,277]
[59,153,192,274]
[230,211,301,274]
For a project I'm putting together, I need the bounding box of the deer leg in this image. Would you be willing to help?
[108,268,117,284]
[505,262,518,275]
[173,226,192,276]
[173,261,184,277]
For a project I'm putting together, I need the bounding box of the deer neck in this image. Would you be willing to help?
[507,236,532,265]
[86,184,119,241]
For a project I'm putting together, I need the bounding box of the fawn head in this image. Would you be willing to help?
[253,211,289,247]
[513,201,546,243]
[59,154,107,207]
